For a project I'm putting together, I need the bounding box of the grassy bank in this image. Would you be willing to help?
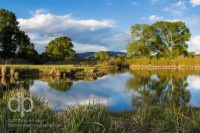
[127,56,200,69]
[1,89,200,133]
[0,65,103,77]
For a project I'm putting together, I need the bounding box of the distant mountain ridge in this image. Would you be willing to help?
[76,51,127,59]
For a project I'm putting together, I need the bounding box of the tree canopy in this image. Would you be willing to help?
[0,9,19,58]
[16,30,38,61]
[94,51,109,60]
[126,21,192,58]
[0,9,37,60]
[45,36,75,60]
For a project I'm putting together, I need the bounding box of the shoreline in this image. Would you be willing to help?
[130,65,200,70]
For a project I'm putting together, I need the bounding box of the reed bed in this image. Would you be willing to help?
[0,65,98,77]
[127,56,200,70]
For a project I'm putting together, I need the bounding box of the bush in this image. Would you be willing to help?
[97,57,129,68]
[1,65,7,76]
[14,72,19,79]
[10,68,15,77]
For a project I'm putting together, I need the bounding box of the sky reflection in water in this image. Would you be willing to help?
[29,72,200,112]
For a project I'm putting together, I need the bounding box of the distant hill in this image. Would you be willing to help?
[76,51,127,59]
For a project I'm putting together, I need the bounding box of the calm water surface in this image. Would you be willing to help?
[2,70,200,112]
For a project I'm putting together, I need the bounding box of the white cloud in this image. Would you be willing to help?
[188,35,200,53]
[163,1,187,16]
[149,15,164,21]
[188,76,200,90]
[18,10,129,53]
[176,1,187,9]
[18,11,114,33]
[73,42,109,53]
[190,0,200,6]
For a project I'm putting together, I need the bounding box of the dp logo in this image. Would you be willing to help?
[8,93,34,117]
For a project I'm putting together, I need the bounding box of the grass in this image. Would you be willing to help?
[0,89,111,132]
[0,65,101,77]
[1,88,200,133]
[127,56,200,69]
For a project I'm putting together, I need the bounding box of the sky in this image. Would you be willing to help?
[0,0,200,53]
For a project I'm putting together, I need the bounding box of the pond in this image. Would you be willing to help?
[1,70,200,112]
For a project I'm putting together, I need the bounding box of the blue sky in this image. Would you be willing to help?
[1,0,200,53]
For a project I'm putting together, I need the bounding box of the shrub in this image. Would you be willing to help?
[10,68,15,77]
[14,72,19,79]
[55,70,61,76]
[50,68,57,75]
[1,65,7,76]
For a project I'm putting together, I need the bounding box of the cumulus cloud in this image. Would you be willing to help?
[188,76,200,90]
[188,35,200,53]
[149,15,164,21]
[190,0,200,6]
[18,10,127,53]
[18,11,114,33]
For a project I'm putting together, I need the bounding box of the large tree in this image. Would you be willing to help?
[0,9,19,58]
[153,21,191,58]
[45,36,75,60]
[126,21,191,58]
[0,9,37,61]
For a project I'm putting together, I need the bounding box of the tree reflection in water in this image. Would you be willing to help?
[126,70,191,108]
[0,77,34,99]
[48,81,73,92]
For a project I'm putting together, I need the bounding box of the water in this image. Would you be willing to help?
[1,70,200,112]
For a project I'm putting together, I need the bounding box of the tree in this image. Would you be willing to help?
[126,40,150,57]
[94,51,109,60]
[45,36,75,60]
[126,21,192,59]
[153,21,191,58]
[16,30,38,61]
[0,9,37,62]
[126,71,191,107]
[0,9,19,58]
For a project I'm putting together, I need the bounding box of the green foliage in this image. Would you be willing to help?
[0,9,19,58]
[84,56,91,60]
[97,57,129,68]
[45,36,75,60]
[16,30,38,61]
[126,41,150,57]
[127,21,192,58]
[48,81,73,91]
[0,9,37,62]
[94,51,109,60]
